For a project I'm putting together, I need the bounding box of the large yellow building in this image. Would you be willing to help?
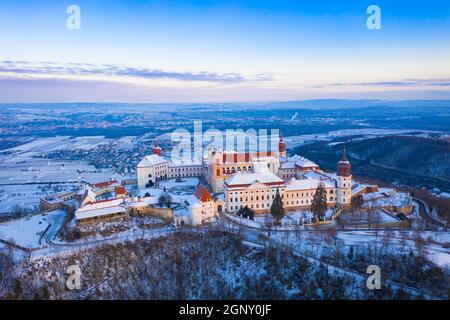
[137,138,353,214]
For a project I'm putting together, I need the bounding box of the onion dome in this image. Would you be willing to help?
[278,132,286,153]
[152,140,162,156]
[337,145,351,176]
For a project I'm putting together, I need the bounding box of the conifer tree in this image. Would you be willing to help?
[270,188,285,225]
[311,183,327,221]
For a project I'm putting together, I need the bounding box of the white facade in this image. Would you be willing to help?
[138,155,206,188]
[284,178,337,210]
[278,155,320,180]
[173,186,216,226]
[336,174,352,206]
[204,149,280,193]
[137,154,169,188]
[168,162,204,179]
[224,171,285,214]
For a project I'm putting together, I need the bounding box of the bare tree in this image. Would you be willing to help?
[413,232,428,257]
[262,221,273,237]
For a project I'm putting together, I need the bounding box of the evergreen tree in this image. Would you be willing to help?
[347,246,354,260]
[158,193,173,208]
[270,188,285,225]
[158,194,166,207]
[13,279,22,298]
[311,183,327,221]
[165,193,173,208]
[237,206,255,220]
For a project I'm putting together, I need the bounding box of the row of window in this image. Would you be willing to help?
[230,194,275,202]
[229,197,348,211]
[285,197,334,206]
[229,203,271,211]
[229,188,284,195]
[169,167,202,172]
[285,189,334,198]
[222,166,252,175]
[168,172,202,178]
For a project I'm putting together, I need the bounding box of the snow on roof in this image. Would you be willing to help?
[225,171,284,187]
[285,155,319,168]
[302,170,334,181]
[286,178,334,191]
[137,154,168,167]
[168,160,203,167]
[134,196,159,206]
[75,198,126,220]
[128,199,149,208]
[192,202,202,209]
[352,183,369,194]
[43,196,63,204]
[80,187,97,207]
[280,161,296,169]
[75,205,126,220]
[252,161,271,174]
[182,195,200,207]
[77,198,124,212]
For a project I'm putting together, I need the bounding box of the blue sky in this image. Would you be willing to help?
[0,0,449,102]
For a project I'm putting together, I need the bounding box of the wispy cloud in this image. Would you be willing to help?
[0,61,272,84]
[313,79,450,88]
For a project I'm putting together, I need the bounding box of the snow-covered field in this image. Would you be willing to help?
[283,128,446,148]
[336,209,400,225]
[0,214,48,248]
[0,184,47,213]
[0,210,66,249]
[0,137,119,213]
[362,188,411,209]
[3,136,109,153]
[253,209,335,225]
[0,157,115,185]
[335,230,450,268]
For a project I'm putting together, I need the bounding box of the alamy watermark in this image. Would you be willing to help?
[66,5,81,30]
[170,121,281,163]
[367,5,382,30]
[65,5,380,31]
[66,265,82,290]
[366,265,381,290]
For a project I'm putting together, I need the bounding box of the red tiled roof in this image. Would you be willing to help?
[222,151,274,164]
[195,185,213,202]
[115,185,127,195]
[92,180,118,189]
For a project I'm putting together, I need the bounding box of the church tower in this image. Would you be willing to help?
[278,132,287,158]
[336,145,352,208]
[207,149,224,193]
